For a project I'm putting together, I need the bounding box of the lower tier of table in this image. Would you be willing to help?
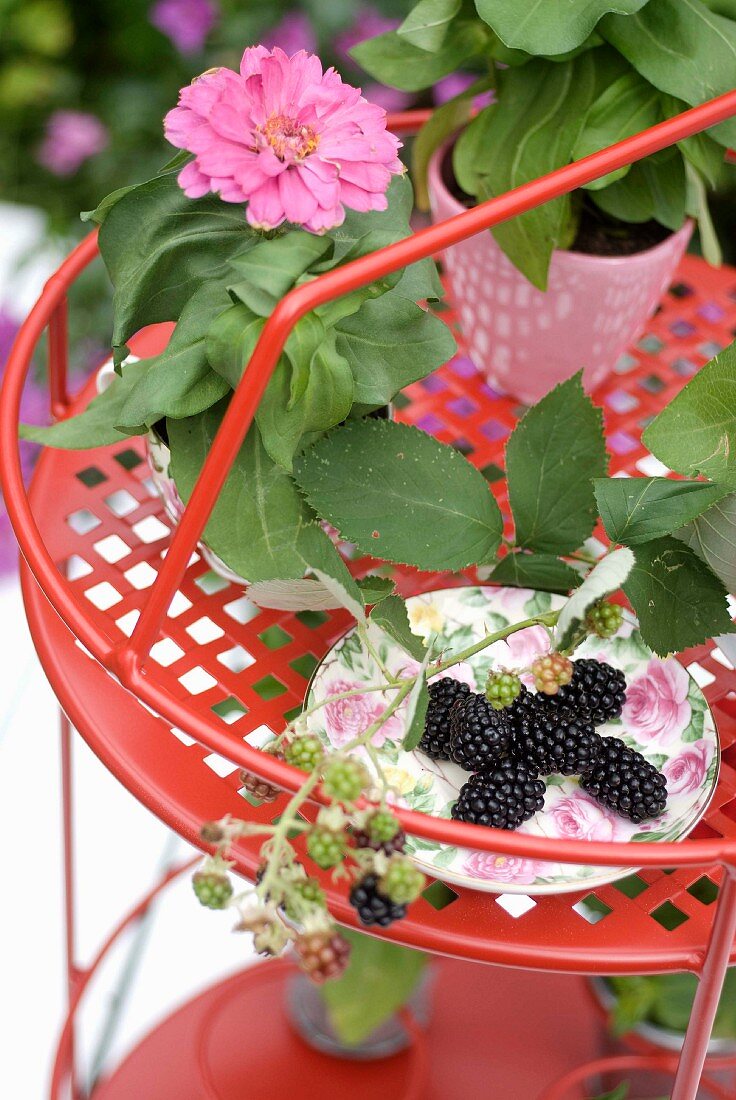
[92,959,602,1100]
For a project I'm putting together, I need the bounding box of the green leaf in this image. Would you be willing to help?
[320,930,427,1045]
[403,677,431,751]
[642,339,736,479]
[591,1087,630,1100]
[506,373,607,554]
[357,576,395,604]
[600,0,736,148]
[350,20,489,92]
[335,296,456,408]
[227,231,332,317]
[205,301,265,389]
[255,324,354,471]
[474,0,649,55]
[299,524,367,621]
[371,595,428,660]
[556,548,635,651]
[21,361,148,448]
[593,147,687,230]
[594,476,731,546]
[398,0,461,52]
[469,56,597,289]
[675,491,736,593]
[491,552,582,593]
[98,173,257,366]
[167,401,351,588]
[412,76,492,210]
[622,536,733,656]
[294,418,504,571]
[113,282,232,433]
[81,183,137,225]
[686,162,722,267]
[574,71,662,190]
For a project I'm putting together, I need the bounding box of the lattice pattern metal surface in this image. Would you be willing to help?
[25,255,736,970]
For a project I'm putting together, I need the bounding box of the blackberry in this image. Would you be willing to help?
[451,760,546,829]
[379,856,425,905]
[354,810,406,855]
[239,769,281,804]
[284,878,326,920]
[449,693,513,772]
[322,757,370,803]
[531,653,574,695]
[587,600,624,639]
[418,677,471,759]
[307,826,345,870]
[294,930,352,983]
[485,670,523,710]
[581,737,667,823]
[512,708,602,776]
[284,734,324,772]
[557,658,627,724]
[349,873,407,927]
[192,870,233,910]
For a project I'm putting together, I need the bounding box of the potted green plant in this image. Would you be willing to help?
[20,38,736,1063]
[352,0,736,403]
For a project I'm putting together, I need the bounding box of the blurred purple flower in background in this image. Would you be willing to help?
[150,0,219,56]
[433,73,494,109]
[37,111,109,177]
[335,7,399,64]
[0,311,49,578]
[262,11,317,55]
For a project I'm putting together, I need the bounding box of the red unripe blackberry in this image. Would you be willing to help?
[349,873,407,927]
[512,705,602,776]
[556,658,627,724]
[531,653,574,695]
[581,736,667,822]
[239,769,281,804]
[419,677,471,759]
[451,760,545,829]
[294,930,352,983]
[449,693,513,772]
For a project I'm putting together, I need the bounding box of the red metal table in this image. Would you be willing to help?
[4,100,736,1099]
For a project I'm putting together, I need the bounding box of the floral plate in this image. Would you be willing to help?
[305,586,720,896]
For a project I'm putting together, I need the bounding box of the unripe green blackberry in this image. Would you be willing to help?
[307,826,346,870]
[322,757,370,803]
[531,653,574,696]
[366,809,401,844]
[284,734,324,772]
[192,869,233,910]
[485,670,522,710]
[284,878,326,920]
[587,600,624,639]
[379,856,426,905]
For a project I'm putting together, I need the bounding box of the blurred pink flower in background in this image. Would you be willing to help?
[37,111,108,176]
[150,0,219,55]
[433,72,495,110]
[623,658,691,746]
[262,12,317,56]
[165,46,403,232]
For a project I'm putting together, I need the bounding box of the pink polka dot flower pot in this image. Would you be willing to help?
[428,143,692,405]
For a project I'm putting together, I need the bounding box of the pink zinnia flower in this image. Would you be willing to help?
[37,111,108,176]
[164,47,403,233]
[150,0,218,56]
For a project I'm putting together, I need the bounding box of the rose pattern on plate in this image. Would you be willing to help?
[306,587,719,895]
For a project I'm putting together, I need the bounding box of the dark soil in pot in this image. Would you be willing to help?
[440,143,670,258]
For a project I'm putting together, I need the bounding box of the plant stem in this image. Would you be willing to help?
[432,611,560,675]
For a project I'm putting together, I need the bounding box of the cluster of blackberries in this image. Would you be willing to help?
[418,659,668,830]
